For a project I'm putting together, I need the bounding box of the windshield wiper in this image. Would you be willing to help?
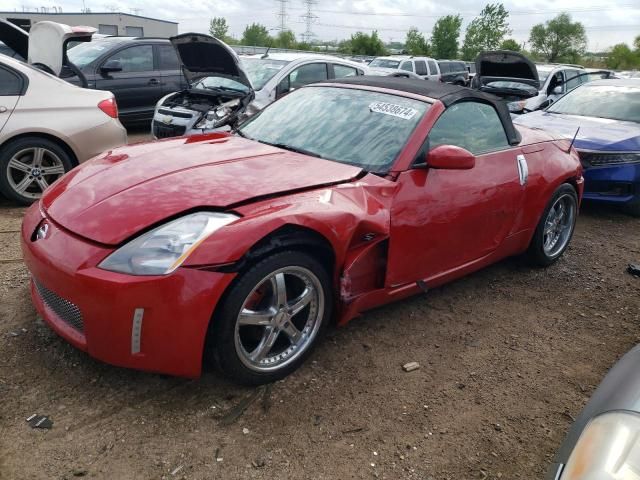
[259,141,324,159]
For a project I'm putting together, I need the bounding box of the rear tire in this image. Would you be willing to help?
[207,250,332,385]
[526,184,578,267]
[0,137,73,205]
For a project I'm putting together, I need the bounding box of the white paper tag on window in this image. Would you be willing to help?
[369,102,418,120]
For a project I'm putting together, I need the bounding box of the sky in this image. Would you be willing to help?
[0,0,638,51]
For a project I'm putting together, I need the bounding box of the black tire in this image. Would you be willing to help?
[207,250,332,385]
[623,199,640,217]
[0,136,73,205]
[526,183,578,267]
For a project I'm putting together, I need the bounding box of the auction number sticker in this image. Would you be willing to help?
[369,102,418,120]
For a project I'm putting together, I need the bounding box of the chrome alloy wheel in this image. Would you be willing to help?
[543,193,576,258]
[6,147,65,199]
[234,266,324,372]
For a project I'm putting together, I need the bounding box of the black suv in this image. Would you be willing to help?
[437,60,469,86]
[65,37,186,125]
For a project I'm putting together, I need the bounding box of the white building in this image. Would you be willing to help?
[0,11,178,38]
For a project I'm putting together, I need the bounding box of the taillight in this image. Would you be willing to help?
[98,98,118,118]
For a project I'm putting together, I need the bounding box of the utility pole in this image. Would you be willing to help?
[275,0,288,32]
[301,0,317,43]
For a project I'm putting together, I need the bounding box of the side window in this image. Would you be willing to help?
[427,60,438,75]
[439,63,450,74]
[157,45,180,70]
[288,63,327,89]
[414,60,428,76]
[565,70,582,91]
[104,45,154,73]
[400,61,414,72]
[333,64,358,78]
[0,67,22,95]
[428,102,509,155]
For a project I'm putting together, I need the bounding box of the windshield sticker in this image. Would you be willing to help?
[369,102,418,120]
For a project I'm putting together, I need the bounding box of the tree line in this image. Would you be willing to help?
[209,5,640,68]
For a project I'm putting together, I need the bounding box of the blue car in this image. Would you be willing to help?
[514,79,640,216]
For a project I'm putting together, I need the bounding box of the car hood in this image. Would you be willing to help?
[514,111,640,151]
[473,50,540,99]
[170,33,252,89]
[42,134,363,245]
[0,19,28,59]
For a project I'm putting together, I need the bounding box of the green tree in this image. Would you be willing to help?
[634,35,640,52]
[500,38,521,51]
[209,17,229,40]
[241,23,272,47]
[431,15,462,59]
[405,27,430,56]
[461,3,511,60]
[275,30,296,49]
[606,43,638,69]
[528,13,587,63]
[340,31,386,56]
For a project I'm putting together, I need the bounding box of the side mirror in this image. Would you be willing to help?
[427,145,475,170]
[100,59,123,74]
[276,77,290,98]
[552,85,563,95]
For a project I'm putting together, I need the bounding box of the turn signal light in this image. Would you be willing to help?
[98,98,118,118]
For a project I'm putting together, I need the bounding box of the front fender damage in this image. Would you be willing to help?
[183,173,395,324]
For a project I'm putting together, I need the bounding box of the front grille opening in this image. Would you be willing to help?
[153,122,187,139]
[34,279,84,333]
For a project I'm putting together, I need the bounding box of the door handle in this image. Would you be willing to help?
[148,78,160,86]
[0,106,7,113]
[516,154,529,186]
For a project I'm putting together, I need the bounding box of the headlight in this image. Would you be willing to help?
[99,212,239,275]
[560,411,640,479]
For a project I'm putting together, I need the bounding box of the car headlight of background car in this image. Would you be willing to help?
[559,411,640,479]
[99,212,239,275]
[508,100,528,113]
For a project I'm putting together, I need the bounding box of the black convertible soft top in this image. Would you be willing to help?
[320,75,521,145]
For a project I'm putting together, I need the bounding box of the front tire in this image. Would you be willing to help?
[0,137,72,205]
[527,184,578,266]
[208,250,332,385]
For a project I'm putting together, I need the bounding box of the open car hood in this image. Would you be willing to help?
[28,21,95,76]
[170,33,252,90]
[473,50,540,100]
[0,19,28,59]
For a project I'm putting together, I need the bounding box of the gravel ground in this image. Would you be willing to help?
[0,153,639,479]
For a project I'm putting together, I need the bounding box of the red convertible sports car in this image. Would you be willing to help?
[21,77,583,384]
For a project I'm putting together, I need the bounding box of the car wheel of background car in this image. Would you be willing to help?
[208,250,332,385]
[527,183,578,266]
[0,137,72,205]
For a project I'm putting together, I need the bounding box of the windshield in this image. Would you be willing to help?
[536,67,552,83]
[239,86,429,172]
[67,40,114,68]
[547,84,640,123]
[241,57,288,89]
[369,58,401,69]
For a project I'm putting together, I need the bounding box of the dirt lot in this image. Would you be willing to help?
[1,180,639,479]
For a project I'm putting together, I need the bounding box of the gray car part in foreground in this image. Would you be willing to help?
[547,344,640,479]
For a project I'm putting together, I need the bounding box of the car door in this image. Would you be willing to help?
[386,101,526,287]
[155,43,186,96]
[0,64,23,134]
[276,62,328,99]
[427,59,440,81]
[400,60,414,74]
[331,63,361,79]
[94,44,161,122]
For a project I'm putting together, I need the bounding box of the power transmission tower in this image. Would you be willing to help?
[300,0,317,43]
[275,0,288,32]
